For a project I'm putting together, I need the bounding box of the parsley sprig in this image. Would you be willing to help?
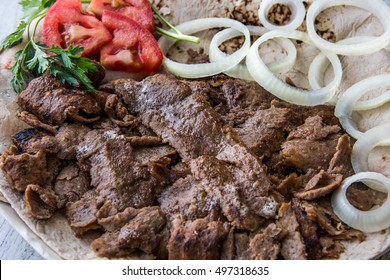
[2,0,97,93]
[12,42,97,93]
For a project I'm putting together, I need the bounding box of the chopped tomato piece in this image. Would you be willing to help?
[87,0,155,33]
[100,11,163,74]
[43,0,112,57]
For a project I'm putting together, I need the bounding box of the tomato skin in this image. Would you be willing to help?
[87,0,154,33]
[43,0,112,57]
[100,11,163,74]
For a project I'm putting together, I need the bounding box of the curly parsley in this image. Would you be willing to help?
[2,0,97,93]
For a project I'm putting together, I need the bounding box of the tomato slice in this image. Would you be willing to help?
[100,11,163,74]
[43,0,112,57]
[87,0,154,33]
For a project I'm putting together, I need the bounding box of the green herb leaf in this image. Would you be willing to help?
[0,21,27,52]
[19,0,55,18]
[45,44,97,91]
[26,41,50,73]
[11,42,35,93]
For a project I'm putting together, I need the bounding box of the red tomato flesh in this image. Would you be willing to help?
[43,0,112,57]
[87,0,155,33]
[100,10,163,73]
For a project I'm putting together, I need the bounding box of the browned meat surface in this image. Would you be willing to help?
[25,184,59,219]
[18,75,102,125]
[161,151,276,231]
[230,106,292,157]
[91,206,166,257]
[286,116,340,141]
[168,218,229,260]
[292,199,322,259]
[281,137,339,173]
[65,190,100,236]
[208,75,274,112]
[55,123,91,160]
[248,223,281,260]
[294,171,343,200]
[328,134,354,175]
[98,206,139,232]
[17,111,57,134]
[54,163,91,205]
[0,147,52,192]
[104,94,140,128]
[12,128,59,154]
[101,74,228,160]
[276,203,306,259]
[347,183,387,211]
[159,175,219,221]
[2,72,368,260]
[76,129,166,211]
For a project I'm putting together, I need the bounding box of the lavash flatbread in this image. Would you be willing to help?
[0,0,390,259]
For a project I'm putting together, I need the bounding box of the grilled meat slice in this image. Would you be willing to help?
[54,163,91,206]
[76,129,167,211]
[55,123,91,160]
[12,128,59,154]
[1,147,52,192]
[168,218,230,260]
[91,206,166,258]
[25,184,60,220]
[100,74,228,160]
[18,75,102,125]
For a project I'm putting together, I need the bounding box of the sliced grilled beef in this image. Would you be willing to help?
[91,206,166,258]
[76,130,166,211]
[55,123,91,160]
[168,218,230,260]
[276,203,306,259]
[54,163,91,206]
[230,106,292,157]
[25,184,60,219]
[248,223,281,260]
[0,146,52,192]
[160,151,277,231]
[12,128,59,154]
[65,189,101,236]
[100,74,228,160]
[18,75,102,125]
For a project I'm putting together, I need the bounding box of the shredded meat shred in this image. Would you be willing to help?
[1,72,377,260]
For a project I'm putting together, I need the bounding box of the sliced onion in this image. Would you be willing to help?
[331,172,390,233]
[306,0,390,55]
[208,26,297,80]
[351,124,390,183]
[334,74,390,139]
[246,29,342,106]
[354,91,390,111]
[158,18,250,78]
[308,36,374,90]
[308,36,384,105]
[258,0,306,31]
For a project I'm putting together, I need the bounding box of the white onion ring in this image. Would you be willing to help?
[158,18,250,78]
[351,124,390,185]
[306,0,390,55]
[308,37,378,92]
[208,26,297,80]
[354,91,390,111]
[308,36,385,105]
[258,0,306,31]
[246,29,342,106]
[334,74,390,139]
[331,172,390,233]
